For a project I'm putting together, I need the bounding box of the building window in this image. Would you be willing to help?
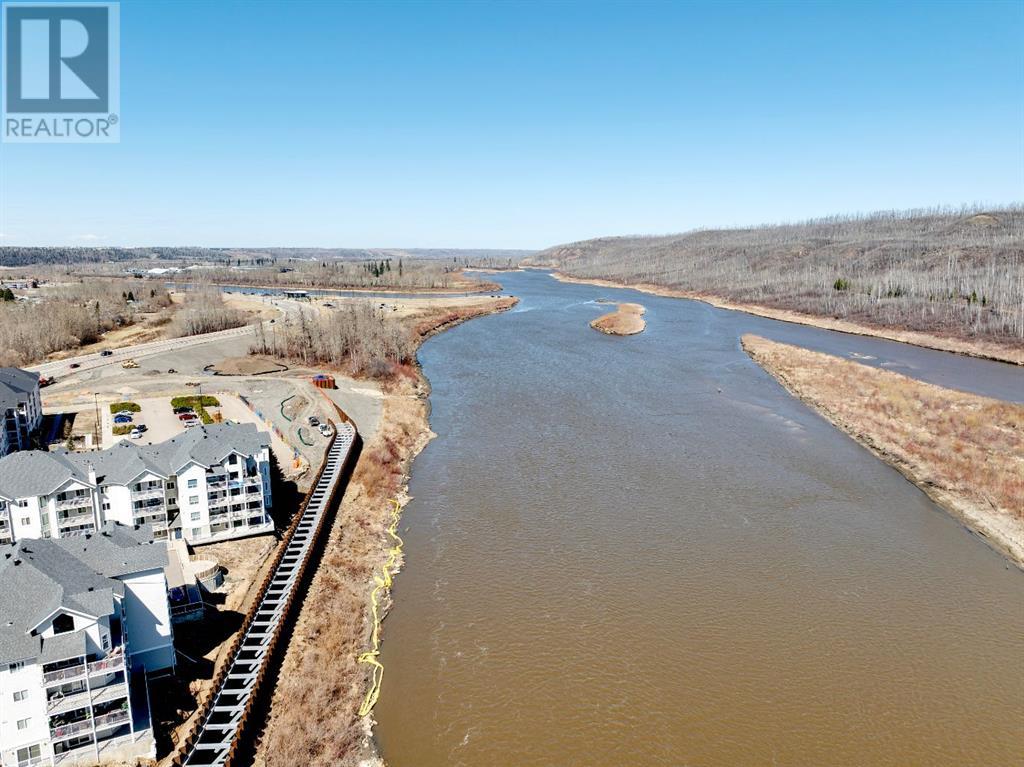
[187,479,198,489]
[189,495,199,505]
[8,661,24,672]
[190,512,200,522]
[191,527,201,537]
[16,717,30,730]
[13,689,28,701]
[102,502,111,511]
[16,745,41,764]
[52,613,75,634]
[102,634,110,651]
[228,454,238,465]
[20,517,30,526]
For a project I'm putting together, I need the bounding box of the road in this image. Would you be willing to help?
[27,296,307,379]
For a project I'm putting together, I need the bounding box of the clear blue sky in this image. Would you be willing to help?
[1,0,1021,249]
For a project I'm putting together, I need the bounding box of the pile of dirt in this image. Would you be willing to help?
[207,356,288,376]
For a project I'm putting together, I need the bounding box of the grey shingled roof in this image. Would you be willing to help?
[0,423,270,498]
[0,367,38,413]
[0,522,166,666]
[0,450,90,500]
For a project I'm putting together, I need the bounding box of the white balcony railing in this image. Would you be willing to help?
[131,487,164,501]
[88,650,125,676]
[42,664,86,685]
[54,495,92,510]
[93,708,130,730]
[47,688,90,713]
[51,716,93,740]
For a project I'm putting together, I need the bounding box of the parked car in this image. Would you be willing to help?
[69,363,80,369]
[114,409,135,417]
[113,415,133,424]
[173,406,194,414]
[319,423,333,437]
[129,429,142,439]
[135,424,148,432]
[100,350,113,357]
[178,413,197,422]
[167,368,177,374]
[308,416,319,427]
[184,419,199,428]
[121,359,139,369]
[39,376,55,387]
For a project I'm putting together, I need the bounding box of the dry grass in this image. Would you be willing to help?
[590,302,646,335]
[743,334,1024,565]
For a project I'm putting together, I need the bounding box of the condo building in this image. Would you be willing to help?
[0,524,172,766]
[0,423,274,547]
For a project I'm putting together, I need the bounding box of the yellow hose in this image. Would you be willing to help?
[357,498,404,716]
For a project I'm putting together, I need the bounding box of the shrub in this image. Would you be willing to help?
[112,424,134,436]
[833,278,850,291]
[109,401,141,413]
[171,395,219,425]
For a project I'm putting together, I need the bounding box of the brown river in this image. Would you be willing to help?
[374,270,1024,766]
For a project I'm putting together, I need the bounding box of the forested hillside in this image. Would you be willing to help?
[532,207,1023,347]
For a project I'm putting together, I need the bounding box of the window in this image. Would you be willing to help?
[190,512,200,522]
[52,613,75,634]
[190,527,201,537]
[167,481,175,489]
[102,634,110,651]
[228,454,238,465]
[16,718,30,730]
[189,495,199,505]
[102,502,110,511]
[8,661,24,671]
[187,479,198,489]
[13,689,28,702]
[16,745,41,764]
[20,517,30,526]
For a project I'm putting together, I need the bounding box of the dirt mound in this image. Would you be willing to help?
[207,356,288,376]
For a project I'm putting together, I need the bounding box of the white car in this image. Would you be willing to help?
[319,423,333,437]
[129,429,142,439]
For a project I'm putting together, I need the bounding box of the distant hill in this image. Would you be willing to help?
[0,246,534,269]
[531,206,1024,350]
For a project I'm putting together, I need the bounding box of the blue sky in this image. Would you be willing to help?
[1,0,1022,248]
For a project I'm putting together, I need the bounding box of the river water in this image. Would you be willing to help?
[375,270,1024,766]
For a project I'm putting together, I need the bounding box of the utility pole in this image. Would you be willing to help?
[93,393,100,450]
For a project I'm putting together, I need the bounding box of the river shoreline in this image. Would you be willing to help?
[743,335,1024,568]
[251,295,518,767]
[550,272,1024,366]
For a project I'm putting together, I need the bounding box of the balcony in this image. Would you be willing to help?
[56,506,93,521]
[54,494,92,511]
[47,688,91,714]
[89,650,125,676]
[51,715,93,740]
[131,487,164,501]
[94,708,130,730]
[43,663,87,686]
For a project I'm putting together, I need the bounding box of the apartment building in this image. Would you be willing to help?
[0,524,172,767]
[0,423,274,547]
[0,368,42,457]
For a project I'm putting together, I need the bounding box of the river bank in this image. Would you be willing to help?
[551,272,1024,365]
[251,295,517,767]
[743,334,1024,568]
[590,301,646,335]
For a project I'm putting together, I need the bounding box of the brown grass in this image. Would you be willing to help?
[742,334,1024,565]
[590,302,646,335]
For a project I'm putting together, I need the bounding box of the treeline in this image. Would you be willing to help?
[532,206,1024,344]
[0,246,534,268]
[170,286,249,337]
[180,259,472,291]
[0,281,172,366]
[250,303,414,378]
